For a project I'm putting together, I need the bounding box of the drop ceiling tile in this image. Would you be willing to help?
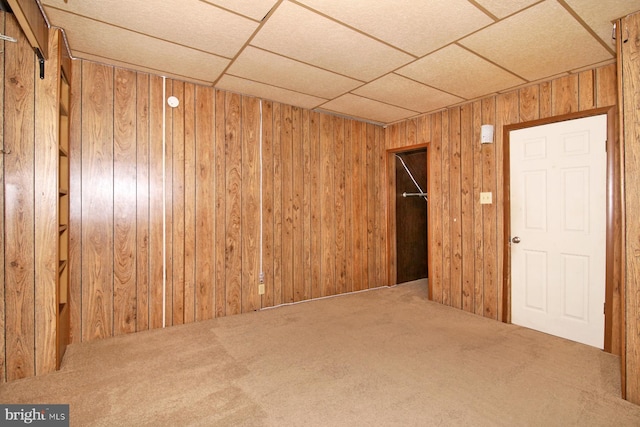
[42,0,258,58]
[216,75,327,110]
[296,0,492,56]
[397,44,526,99]
[41,0,632,125]
[570,59,616,74]
[251,1,413,81]
[201,0,279,21]
[227,46,363,99]
[472,0,539,19]
[565,0,640,48]
[459,1,613,82]
[353,74,464,113]
[319,94,417,124]
[46,9,228,82]
[74,53,215,86]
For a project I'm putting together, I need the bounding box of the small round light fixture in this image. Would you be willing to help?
[167,96,180,108]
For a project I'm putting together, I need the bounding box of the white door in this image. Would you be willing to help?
[510,114,607,348]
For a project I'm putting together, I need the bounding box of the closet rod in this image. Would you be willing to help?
[395,154,428,202]
[402,192,428,198]
[0,34,17,42]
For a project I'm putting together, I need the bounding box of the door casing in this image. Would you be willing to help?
[386,143,430,294]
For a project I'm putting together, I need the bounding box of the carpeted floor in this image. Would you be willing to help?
[1,280,639,426]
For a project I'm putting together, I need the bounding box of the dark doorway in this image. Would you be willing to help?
[395,149,428,284]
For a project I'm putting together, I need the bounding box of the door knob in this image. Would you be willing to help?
[512,236,521,244]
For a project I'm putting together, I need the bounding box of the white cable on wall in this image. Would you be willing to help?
[259,100,264,284]
[162,77,167,328]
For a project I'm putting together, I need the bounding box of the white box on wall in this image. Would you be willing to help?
[481,124,494,144]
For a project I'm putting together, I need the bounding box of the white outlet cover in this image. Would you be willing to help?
[480,192,492,204]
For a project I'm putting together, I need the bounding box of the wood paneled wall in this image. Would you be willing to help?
[0,12,5,385]
[386,63,620,335]
[1,14,62,381]
[620,10,640,405]
[1,9,628,386]
[67,60,387,343]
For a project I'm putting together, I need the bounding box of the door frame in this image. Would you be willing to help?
[502,106,618,353]
[385,143,430,295]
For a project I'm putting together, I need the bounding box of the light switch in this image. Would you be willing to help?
[480,192,492,204]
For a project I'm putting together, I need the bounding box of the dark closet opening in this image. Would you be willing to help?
[395,149,428,284]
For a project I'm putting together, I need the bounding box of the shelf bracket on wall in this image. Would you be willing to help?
[35,47,45,79]
[6,0,50,60]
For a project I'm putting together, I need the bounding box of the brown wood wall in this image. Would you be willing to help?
[386,63,620,341]
[0,12,6,385]
[1,8,628,386]
[1,14,62,381]
[620,10,640,405]
[66,60,387,344]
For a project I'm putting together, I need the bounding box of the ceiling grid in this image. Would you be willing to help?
[41,0,639,124]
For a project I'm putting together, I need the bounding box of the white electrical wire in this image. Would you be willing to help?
[162,77,167,328]
[35,1,74,61]
[259,100,264,284]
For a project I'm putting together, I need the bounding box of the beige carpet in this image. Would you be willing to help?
[1,281,639,426]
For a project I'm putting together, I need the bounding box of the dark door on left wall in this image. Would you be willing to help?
[395,149,428,284]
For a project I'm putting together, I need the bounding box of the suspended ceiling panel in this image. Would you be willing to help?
[353,74,464,113]
[250,1,413,81]
[320,93,417,124]
[42,0,258,58]
[564,0,640,47]
[216,75,326,110]
[201,0,279,22]
[295,0,492,57]
[473,0,539,19]
[75,52,215,86]
[44,7,230,82]
[41,0,639,125]
[459,1,613,82]
[397,44,527,100]
[227,46,362,99]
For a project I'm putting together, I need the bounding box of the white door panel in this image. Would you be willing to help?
[523,250,547,312]
[510,114,606,348]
